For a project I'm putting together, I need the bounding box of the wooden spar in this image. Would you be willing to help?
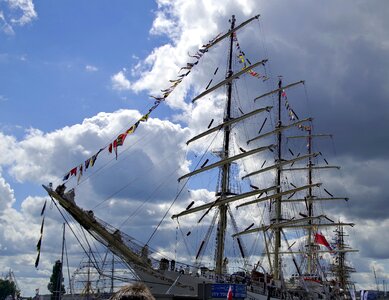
[263,249,359,255]
[282,197,349,203]
[283,166,340,171]
[192,59,268,103]
[286,134,332,139]
[171,185,278,219]
[253,80,305,102]
[247,117,312,144]
[241,152,319,179]
[178,144,275,182]
[236,183,322,209]
[186,106,272,145]
[232,219,355,237]
[203,14,260,51]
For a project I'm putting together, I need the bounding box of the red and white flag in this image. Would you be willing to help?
[227,286,233,300]
[314,232,332,251]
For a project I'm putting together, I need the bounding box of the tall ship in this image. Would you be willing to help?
[42,14,357,300]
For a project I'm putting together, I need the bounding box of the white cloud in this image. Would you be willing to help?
[85,65,98,72]
[0,173,15,210]
[0,108,192,295]
[112,0,260,113]
[0,132,18,165]
[0,0,37,34]
[7,0,37,25]
[111,71,131,91]
[0,11,15,35]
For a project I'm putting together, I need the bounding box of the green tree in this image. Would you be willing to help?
[47,260,65,300]
[0,279,17,300]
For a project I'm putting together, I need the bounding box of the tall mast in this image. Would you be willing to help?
[307,128,314,274]
[331,225,356,293]
[58,223,65,300]
[274,79,283,280]
[215,14,235,276]
[111,253,114,293]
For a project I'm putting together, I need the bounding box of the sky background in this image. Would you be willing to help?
[1,0,389,296]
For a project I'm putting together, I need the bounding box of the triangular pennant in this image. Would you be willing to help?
[126,122,140,135]
[85,158,91,170]
[90,154,97,167]
[77,164,83,184]
[139,112,150,122]
[35,251,40,268]
[36,236,42,251]
[40,200,47,216]
[40,217,45,234]
[116,133,127,147]
[70,167,77,177]
[63,172,70,181]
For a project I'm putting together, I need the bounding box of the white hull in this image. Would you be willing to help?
[135,268,212,296]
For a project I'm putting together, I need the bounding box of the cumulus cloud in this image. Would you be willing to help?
[0,108,193,295]
[119,0,260,112]
[0,173,15,210]
[0,0,37,34]
[111,71,131,91]
[0,176,53,295]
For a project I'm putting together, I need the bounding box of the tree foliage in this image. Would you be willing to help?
[47,260,65,300]
[0,279,17,300]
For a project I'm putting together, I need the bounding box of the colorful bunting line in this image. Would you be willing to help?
[35,201,46,268]
[61,32,221,184]
[233,32,269,82]
[149,32,222,101]
[281,90,311,132]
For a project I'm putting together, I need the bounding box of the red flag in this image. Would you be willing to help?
[70,167,77,176]
[314,232,332,250]
[113,140,118,160]
[116,133,127,146]
[227,286,233,300]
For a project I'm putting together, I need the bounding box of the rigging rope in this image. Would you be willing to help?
[145,127,222,246]
[64,237,72,295]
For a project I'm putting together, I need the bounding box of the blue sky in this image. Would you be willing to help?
[1,0,389,296]
[1,0,179,204]
[1,0,164,134]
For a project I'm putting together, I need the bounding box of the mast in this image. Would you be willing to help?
[111,253,114,293]
[58,223,65,300]
[306,128,314,274]
[273,79,283,280]
[215,14,235,277]
[330,225,356,293]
